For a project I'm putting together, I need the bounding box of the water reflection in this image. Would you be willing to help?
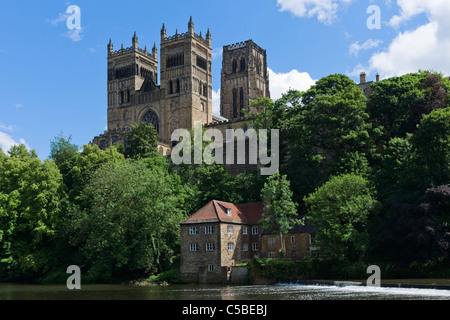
[1,283,450,300]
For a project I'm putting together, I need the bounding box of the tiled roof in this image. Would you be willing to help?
[181,200,264,224]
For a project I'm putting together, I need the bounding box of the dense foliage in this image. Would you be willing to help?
[0,70,449,282]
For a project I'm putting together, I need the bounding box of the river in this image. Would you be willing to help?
[1,282,450,300]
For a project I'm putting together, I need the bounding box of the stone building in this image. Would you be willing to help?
[179,200,316,284]
[220,40,270,120]
[91,18,270,159]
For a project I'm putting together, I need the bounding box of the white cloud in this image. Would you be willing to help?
[268,68,316,100]
[356,1,450,79]
[212,89,221,116]
[0,123,14,132]
[13,103,23,109]
[48,7,84,42]
[276,0,354,25]
[0,132,29,154]
[349,39,383,57]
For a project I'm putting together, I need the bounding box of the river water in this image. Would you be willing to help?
[1,283,450,300]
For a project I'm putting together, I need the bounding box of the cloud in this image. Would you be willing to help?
[212,48,223,60]
[355,1,450,79]
[48,6,84,42]
[212,89,221,116]
[276,0,354,25]
[0,123,14,132]
[13,103,23,109]
[268,68,317,100]
[0,131,29,154]
[349,39,383,57]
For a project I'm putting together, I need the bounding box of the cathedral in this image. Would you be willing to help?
[91,17,271,156]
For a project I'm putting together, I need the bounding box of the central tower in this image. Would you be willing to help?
[160,17,213,136]
[220,40,270,120]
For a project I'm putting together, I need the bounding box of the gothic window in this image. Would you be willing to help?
[239,87,244,114]
[141,109,160,134]
[197,56,207,71]
[232,59,237,73]
[232,88,238,119]
[169,80,173,94]
[127,90,130,103]
[203,84,208,98]
[240,58,246,72]
[120,91,124,104]
[176,79,180,93]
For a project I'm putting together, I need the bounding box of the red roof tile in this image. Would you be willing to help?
[181,200,264,224]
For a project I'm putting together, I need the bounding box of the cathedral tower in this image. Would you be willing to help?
[220,40,270,119]
[160,17,213,138]
[106,33,158,131]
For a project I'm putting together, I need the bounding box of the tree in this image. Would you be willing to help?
[49,132,79,190]
[124,122,159,159]
[412,107,450,188]
[304,174,379,263]
[67,144,124,205]
[0,145,65,280]
[374,185,450,264]
[260,172,299,255]
[67,160,184,282]
[284,74,376,205]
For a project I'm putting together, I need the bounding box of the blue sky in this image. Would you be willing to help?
[1,0,449,159]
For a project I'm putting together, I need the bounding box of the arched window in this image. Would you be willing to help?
[176,79,180,93]
[142,109,160,134]
[169,80,173,94]
[240,58,246,72]
[232,88,238,119]
[232,59,237,73]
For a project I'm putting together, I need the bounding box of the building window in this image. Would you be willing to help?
[189,243,198,252]
[268,237,276,247]
[232,59,237,73]
[242,227,248,235]
[189,226,198,235]
[227,225,234,234]
[141,109,160,134]
[205,225,214,234]
[228,243,234,251]
[252,243,258,251]
[240,57,246,72]
[252,226,258,235]
[169,80,173,94]
[243,243,248,252]
[233,88,238,118]
[176,79,180,93]
[268,252,277,259]
[208,264,214,272]
[226,208,232,216]
[197,56,207,71]
[239,87,244,115]
[206,243,215,251]
[291,236,295,244]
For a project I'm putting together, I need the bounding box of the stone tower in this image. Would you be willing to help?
[220,40,270,120]
[106,32,159,132]
[160,17,213,134]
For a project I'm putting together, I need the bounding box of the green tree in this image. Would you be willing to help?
[68,144,124,205]
[49,132,79,191]
[284,74,376,205]
[260,172,299,254]
[0,145,65,280]
[124,122,159,159]
[67,160,183,282]
[304,174,379,263]
[412,107,450,188]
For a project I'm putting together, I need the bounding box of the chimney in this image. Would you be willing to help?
[360,72,367,84]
